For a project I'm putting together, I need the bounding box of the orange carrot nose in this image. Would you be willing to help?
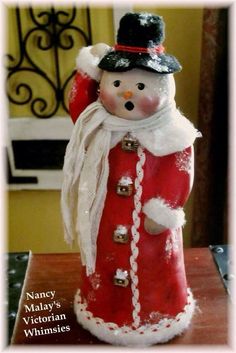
[123,91,133,99]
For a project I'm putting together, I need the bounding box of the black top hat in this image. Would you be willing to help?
[98,12,181,74]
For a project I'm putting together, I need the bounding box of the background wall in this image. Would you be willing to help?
[8,6,203,253]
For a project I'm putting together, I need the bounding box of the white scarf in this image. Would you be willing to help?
[61,101,200,275]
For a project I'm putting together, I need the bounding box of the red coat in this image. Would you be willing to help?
[69,70,195,345]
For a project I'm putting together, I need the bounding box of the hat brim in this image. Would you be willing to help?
[98,50,182,74]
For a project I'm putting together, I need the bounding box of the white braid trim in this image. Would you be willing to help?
[129,146,145,328]
[143,197,186,230]
[74,288,195,346]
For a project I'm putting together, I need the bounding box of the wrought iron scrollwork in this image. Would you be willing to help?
[6,6,92,118]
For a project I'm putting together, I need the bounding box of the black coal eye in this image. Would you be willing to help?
[113,80,121,87]
[137,83,145,90]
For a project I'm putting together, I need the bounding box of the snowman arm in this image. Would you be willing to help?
[69,44,111,124]
[143,146,194,230]
[68,71,99,123]
[143,198,186,230]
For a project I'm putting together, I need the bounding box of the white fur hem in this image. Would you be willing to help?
[76,45,109,81]
[74,288,195,347]
[143,197,186,229]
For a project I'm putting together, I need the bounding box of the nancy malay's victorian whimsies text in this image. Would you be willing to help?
[23,291,70,337]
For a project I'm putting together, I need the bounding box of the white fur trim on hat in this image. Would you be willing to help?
[76,44,110,82]
[74,288,195,346]
[143,197,186,229]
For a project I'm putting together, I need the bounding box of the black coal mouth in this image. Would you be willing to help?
[124,101,134,111]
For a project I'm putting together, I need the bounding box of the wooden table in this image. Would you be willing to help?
[11,248,228,345]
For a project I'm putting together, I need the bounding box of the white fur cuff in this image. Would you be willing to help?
[76,45,110,82]
[143,197,186,229]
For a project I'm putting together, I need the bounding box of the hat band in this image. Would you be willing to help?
[114,44,165,54]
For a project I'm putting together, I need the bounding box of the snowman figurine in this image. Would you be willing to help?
[61,12,201,346]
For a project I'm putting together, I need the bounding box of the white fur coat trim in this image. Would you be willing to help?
[143,197,186,229]
[74,288,195,346]
[102,104,201,156]
[135,110,201,157]
[76,45,110,81]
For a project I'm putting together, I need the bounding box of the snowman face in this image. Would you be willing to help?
[99,68,175,120]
